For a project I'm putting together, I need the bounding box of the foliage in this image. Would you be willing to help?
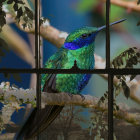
[112,47,140,69]
[89,47,140,138]
[0,0,33,31]
[89,110,107,139]
[98,91,119,111]
[89,108,117,139]
[0,0,6,32]
[98,47,140,101]
[112,47,140,98]
[0,0,32,82]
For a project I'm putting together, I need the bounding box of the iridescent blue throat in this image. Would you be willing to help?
[64,33,98,50]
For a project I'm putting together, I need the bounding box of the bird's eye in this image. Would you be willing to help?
[81,34,88,38]
[81,33,92,39]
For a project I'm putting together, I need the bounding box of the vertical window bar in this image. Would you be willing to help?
[106,0,110,69]
[106,0,113,139]
[39,0,41,68]
[35,0,41,139]
[108,75,114,140]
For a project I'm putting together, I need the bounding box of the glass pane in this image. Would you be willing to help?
[0,73,33,139]
[114,75,140,140]
[109,5,140,69]
[0,1,35,68]
[42,0,107,69]
[38,74,108,139]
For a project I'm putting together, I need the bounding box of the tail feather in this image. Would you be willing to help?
[16,73,63,139]
[24,105,64,138]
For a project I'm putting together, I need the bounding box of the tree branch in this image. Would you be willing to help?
[0,84,140,126]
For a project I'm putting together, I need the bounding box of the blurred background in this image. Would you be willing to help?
[0,0,140,139]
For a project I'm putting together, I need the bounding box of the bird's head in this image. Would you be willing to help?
[64,19,126,50]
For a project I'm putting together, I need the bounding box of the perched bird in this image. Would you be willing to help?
[16,19,125,139]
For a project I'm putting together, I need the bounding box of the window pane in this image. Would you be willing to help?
[114,75,140,140]
[0,73,33,139]
[38,74,108,139]
[0,2,35,68]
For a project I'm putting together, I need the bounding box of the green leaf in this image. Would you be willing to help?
[16,7,23,19]
[116,105,119,111]
[13,3,18,11]
[0,9,6,29]
[100,96,105,103]
[17,1,24,4]
[130,75,136,81]
[7,0,14,4]
[122,80,130,99]
[25,7,33,20]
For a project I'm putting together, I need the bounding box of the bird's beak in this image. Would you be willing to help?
[97,19,126,32]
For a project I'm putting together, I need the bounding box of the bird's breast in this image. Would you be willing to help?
[56,73,91,94]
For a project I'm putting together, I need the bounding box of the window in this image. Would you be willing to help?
[0,0,139,140]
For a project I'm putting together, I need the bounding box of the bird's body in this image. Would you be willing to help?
[16,19,125,139]
[42,43,95,94]
[24,27,97,138]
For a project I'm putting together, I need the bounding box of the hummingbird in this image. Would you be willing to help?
[16,19,125,139]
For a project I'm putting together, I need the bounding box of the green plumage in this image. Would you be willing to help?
[65,27,98,42]
[42,43,95,94]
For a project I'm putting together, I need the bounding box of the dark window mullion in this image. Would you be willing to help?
[108,75,114,140]
[105,0,114,139]
[106,0,110,69]
[35,0,41,139]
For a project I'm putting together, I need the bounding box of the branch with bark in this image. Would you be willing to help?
[0,83,140,128]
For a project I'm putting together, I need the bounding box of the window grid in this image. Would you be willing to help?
[0,0,139,140]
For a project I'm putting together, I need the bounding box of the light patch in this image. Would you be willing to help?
[59,31,69,39]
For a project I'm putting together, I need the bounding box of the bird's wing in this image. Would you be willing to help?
[42,47,67,92]
[16,48,68,139]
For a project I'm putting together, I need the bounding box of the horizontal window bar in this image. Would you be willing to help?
[0,68,139,75]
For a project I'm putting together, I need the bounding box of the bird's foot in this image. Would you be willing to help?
[77,93,85,101]
[65,92,73,98]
